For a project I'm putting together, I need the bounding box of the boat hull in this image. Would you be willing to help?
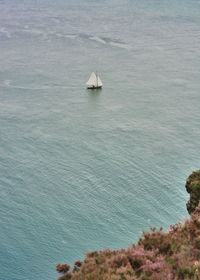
[87,85,102,89]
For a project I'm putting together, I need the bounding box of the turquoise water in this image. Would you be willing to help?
[0,0,200,279]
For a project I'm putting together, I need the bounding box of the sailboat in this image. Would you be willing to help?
[86,72,103,89]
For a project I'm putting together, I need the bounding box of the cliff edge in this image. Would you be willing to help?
[186,170,200,215]
[56,170,200,280]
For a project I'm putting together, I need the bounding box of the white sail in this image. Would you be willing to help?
[97,76,103,87]
[86,72,97,87]
[86,72,103,88]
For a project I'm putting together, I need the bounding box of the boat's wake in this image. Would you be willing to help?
[0,80,70,90]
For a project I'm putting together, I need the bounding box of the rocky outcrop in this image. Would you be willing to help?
[186,170,200,214]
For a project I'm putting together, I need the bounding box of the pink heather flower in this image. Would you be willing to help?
[131,247,155,259]
[141,258,164,273]
[103,248,112,253]
[110,254,128,268]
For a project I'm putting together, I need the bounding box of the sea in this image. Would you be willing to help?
[0,0,200,279]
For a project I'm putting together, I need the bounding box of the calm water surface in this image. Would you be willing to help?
[0,0,200,279]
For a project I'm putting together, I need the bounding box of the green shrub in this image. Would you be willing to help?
[178,267,195,279]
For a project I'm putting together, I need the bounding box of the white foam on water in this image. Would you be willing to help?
[109,41,130,49]
[3,80,11,86]
[89,36,106,44]
[0,27,11,38]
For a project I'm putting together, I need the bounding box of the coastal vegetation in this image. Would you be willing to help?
[56,170,200,280]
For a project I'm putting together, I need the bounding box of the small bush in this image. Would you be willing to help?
[58,273,72,280]
[194,184,200,190]
[56,264,70,274]
[178,267,195,279]
[110,254,128,269]
[86,251,99,258]
[141,258,164,274]
[128,255,143,270]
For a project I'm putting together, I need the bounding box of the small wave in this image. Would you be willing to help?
[3,80,11,86]
[23,28,44,35]
[89,36,106,44]
[23,27,78,41]
[23,28,49,40]
[109,41,130,49]
[0,27,11,38]
[80,33,130,49]
[55,33,77,39]
[172,78,188,85]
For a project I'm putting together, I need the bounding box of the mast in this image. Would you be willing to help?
[96,71,98,87]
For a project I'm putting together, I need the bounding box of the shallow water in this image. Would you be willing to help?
[0,0,200,279]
